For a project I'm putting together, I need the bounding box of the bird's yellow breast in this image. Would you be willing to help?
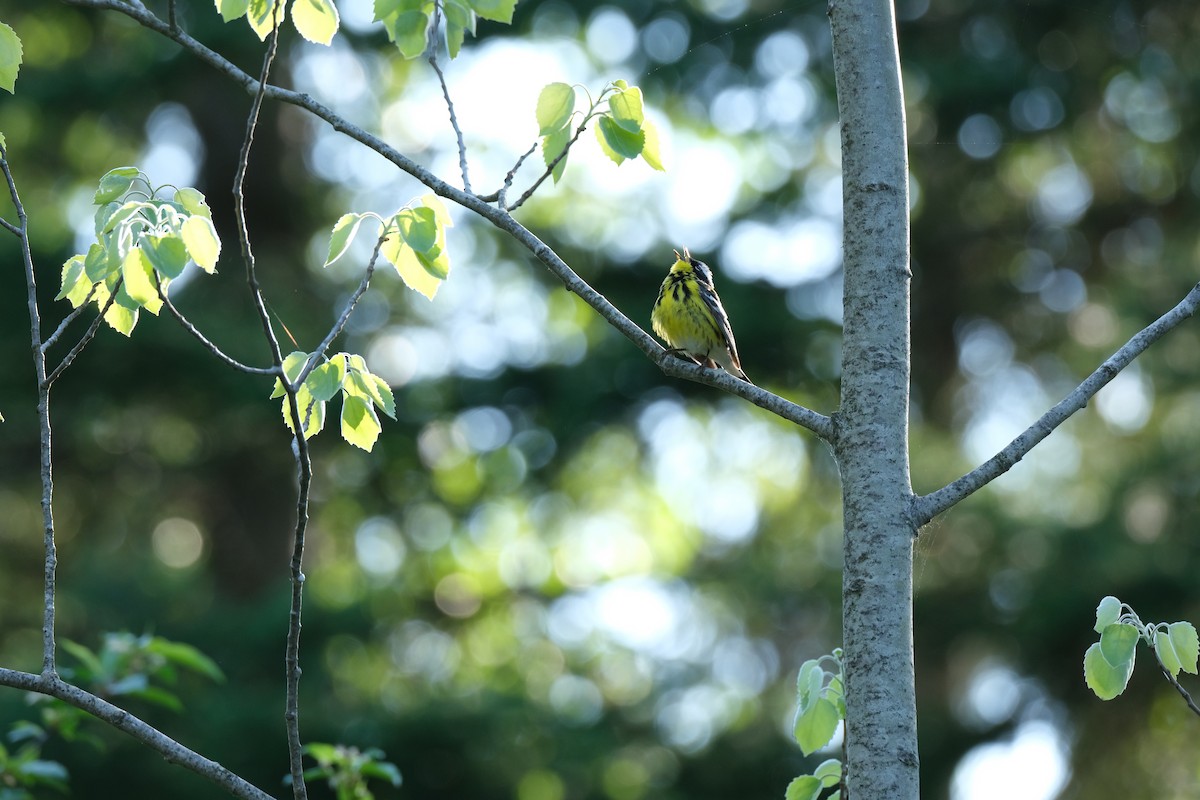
[651,266,722,356]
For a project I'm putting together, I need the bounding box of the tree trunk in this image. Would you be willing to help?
[829,0,918,797]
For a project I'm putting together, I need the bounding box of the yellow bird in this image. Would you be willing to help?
[651,249,749,382]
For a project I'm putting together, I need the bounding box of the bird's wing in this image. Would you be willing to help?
[699,287,743,369]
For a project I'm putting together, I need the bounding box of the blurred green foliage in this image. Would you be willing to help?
[2,0,1200,798]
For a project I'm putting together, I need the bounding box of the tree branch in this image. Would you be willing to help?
[224,10,312,798]
[914,283,1200,526]
[502,121,589,212]
[156,279,278,376]
[59,0,837,443]
[296,235,385,387]
[1153,649,1200,718]
[0,669,275,800]
[2,144,59,678]
[40,285,98,353]
[428,0,470,193]
[43,284,121,388]
[492,142,536,209]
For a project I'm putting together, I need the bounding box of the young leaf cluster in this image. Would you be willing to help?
[60,632,226,713]
[325,194,453,301]
[58,167,221,337]
[535,79,665,185]
[297,743,402,800]
[1084,595,1199,701]
[374,0,518,60]
[272,352,397,451]
[0,734,68,800]
[0,633,225,799]
[787,649,845,800]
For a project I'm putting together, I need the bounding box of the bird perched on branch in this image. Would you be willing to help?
[651,249,750,382]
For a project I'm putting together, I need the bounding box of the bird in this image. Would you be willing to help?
[651,249,750,382]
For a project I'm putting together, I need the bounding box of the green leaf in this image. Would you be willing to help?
[57,256,90,304]
[442,0,474,57]
[325,213,365,267]
[0,21,22,94]
[382,10,430,59]
[536,82,575,136]
[813,759,842,787]
[142,234,189,280]
[94,166,141,204]
[247,0,286,40]
[797,659,823,707]
[468,0,517,24]
[60,640,106,681]
[369,373,396,418]
[347,369,395,418]
[173,187,212,219]
[640,118,665,171]
[215,0,251,21]
[608,85,644,133]
[181,215,221,273]
[125,684,184,712]
[542,127,570,183]
[1099,622,1139,667]
[785,776,822,800]
[145,638,226,682]
[396,207,437,253]
[101,200,150,236]
[381,212,448,299]
[793,697,840,755]
[306,359,346,402]
[122,247,162,314]
[283,386,326,440]
[595,115,645,165]
[291,0,340,45]
[420,193,453,227]
[1084,640,1134,700]
[341,394,382,451]
[272,351,308,398]
[1155,629,1183,678]
[373,0,422,19]
[1094,595,1121,633]
[613,78,628,90]
[84,242,110,283]
[361,760,403,786]
[1169,621,1199,674]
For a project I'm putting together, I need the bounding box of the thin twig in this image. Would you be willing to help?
[428,0,471,193]
[296,234,385,387]
[155,278,278,375]
[167,0,177,31]
[63,0,835,443]
[2,145,58,678]
[914,283,1200,526]
[1152,648,1200,718]
[40,285,98,352]
[1,216,20,236]
[43,284,121,388]
[0,669,275,800]
[497,122,590,212]
[494,142,536,209]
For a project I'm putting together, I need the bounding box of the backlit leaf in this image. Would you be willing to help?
[536,82,575,135]
[291,0,340,45]
[0,21,22,94]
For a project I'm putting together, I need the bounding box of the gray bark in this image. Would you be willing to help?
[829,0,919,797]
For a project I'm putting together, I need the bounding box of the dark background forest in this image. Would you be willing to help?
[1,0,1199,798]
